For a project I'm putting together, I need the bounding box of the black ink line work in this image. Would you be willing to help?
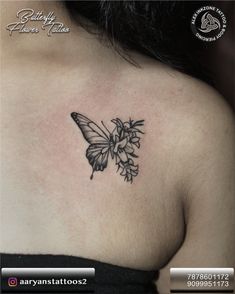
[71,112,144,183]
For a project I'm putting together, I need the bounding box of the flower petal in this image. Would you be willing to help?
[131,137,140,143]
[124,143,134,154]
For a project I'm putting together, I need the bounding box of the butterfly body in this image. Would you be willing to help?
[71,112,144,183]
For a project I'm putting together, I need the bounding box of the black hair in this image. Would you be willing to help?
[64,1,212,83]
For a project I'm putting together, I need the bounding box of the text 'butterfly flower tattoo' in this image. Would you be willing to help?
[71,112,144,183]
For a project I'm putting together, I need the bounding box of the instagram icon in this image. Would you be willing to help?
[8,277,18,287]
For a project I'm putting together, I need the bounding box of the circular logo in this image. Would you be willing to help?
[191,6,227,42]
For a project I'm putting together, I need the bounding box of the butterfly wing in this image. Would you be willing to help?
[71,112,111,179]
[71,112,109,144]
[86,144,110,179]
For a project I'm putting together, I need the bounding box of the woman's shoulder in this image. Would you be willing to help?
[123,56,234,186]
[125,56,234,131]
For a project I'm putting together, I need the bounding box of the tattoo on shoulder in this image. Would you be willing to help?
[71,112,144,183]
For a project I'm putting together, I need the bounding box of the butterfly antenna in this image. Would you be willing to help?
[101,121,111,135]
[90,171,94,180]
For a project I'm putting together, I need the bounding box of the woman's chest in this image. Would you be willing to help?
[1,82,185,270]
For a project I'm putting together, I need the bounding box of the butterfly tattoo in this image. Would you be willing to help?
[71,112,144,183]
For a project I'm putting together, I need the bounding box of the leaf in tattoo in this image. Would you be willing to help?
[71,113,144,183]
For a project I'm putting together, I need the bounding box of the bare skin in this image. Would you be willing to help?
[1,1,235,293]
